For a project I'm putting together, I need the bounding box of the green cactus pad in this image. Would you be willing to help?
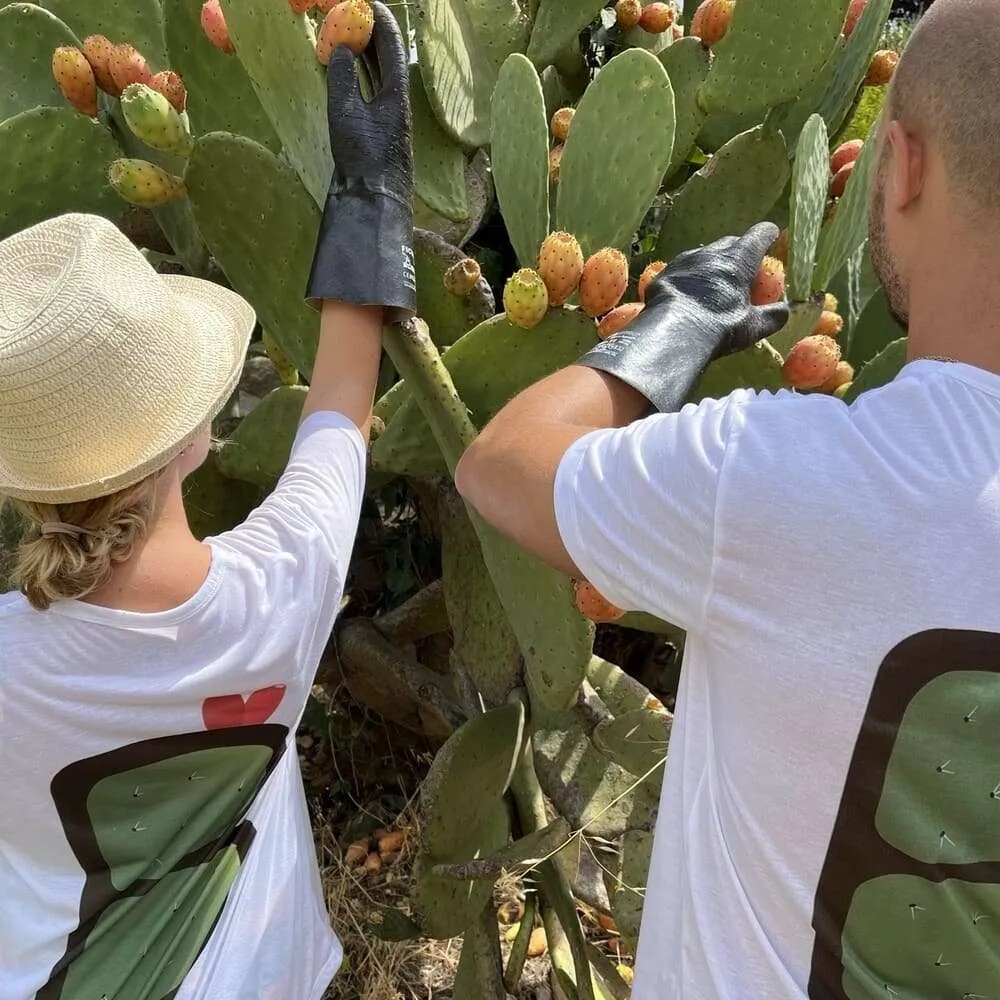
[0,3,81,122]
[787,114,830,301]
[768,299,824,357]
[697,0,848,118]
[771,42,843,156]
[163,0,281,152]
[219,0,331,209]
[691,341,785,402]
[592,708,670,781]
[813,135,878,293]
[183,451,264,539]
[452,902,508,999]
[842,337,906,403]
[586,656,662,718]
[413,148,494,248]
[611,829,652,951]
[491,53,550,269]
[659,37,711,178]
[40,0,168,68]
[371,309,598,479]
[216,386,307,489]
[415,0,496,149]
[846,287,905,370]
[432,818,572,881]
[540,64,584,124]
[655,123,788,262]
[414,228,495,349]
[0,106,123,241]
[412,65,470,224]
[526,0,604,71]
[556,49,675,256]
[365,905,423,942]
[694,107,759,156]
[841,875,1000,999]
[818,0,893,139]
[464,0,532,79]
[439,487,523,707]
[185,132,320,377]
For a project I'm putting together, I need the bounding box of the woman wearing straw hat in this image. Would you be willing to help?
[0,5,412,999]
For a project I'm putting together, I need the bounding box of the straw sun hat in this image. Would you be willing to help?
[0,213,256,504]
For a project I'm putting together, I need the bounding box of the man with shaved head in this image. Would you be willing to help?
[456,0,1000,997]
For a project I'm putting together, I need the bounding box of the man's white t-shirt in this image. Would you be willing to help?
[0,410,365,1000]
[554,359,1000,1000]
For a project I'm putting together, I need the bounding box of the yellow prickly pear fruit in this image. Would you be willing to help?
[598,302,645,339]
[813,310,845,338]
[537,231,584,306]
[782,335,841,390]
[443,258,481,297]
[823,292,839,313]
[317,0,375,63]
[579,247,628,318]
[52,46,98,117]
[550,107,575,143]
[769,228,790,265]
[503,269,549,329]
[81,35,117,96]
[527,927,548,958]
[818,360,855,395]
[548,145,564,184]
[108,158,186,208]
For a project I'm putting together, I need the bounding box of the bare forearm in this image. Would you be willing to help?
[300,301,385,438]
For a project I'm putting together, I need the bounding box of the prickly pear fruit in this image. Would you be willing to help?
[818,360,855,395]
[443,258,481,297]
[830,139,863,175]
[770,229,790,266]
[638,260,667,302]
[690,0,735,47]
[834,381,852,400]
[864,50,899,87]
[843,0,867,39]
[598,302,645,339]
[317,0,375,63]
[782,335,841,390]
[823,292,839,313]
[81,35,117,95]
[108,43,153,97]
[289,0,315,10]
[580,248,628,318]
[615,0,643,29]
[538,231,584,306]
[548,145,564,184]
[201,0,235,54]
[813,310,845,338]
[108,158,186,207]
[751,257,786,306]
[573,580,625,623]
[551,107,575,143]
[52,47,98,117]
[121,83,194,157]
[639,2,676,33]
[830,161,855,199]
[503,269,549,329]
[150,70,187,113]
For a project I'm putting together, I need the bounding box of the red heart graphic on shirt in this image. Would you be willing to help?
[202,685,287,730]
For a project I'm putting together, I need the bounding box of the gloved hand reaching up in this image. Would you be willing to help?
[575,222,790,413]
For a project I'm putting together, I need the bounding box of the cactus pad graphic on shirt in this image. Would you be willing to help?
[808,629,1000,999]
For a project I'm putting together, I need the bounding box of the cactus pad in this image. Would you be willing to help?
[491,53,550,269]
[841,338,906,403]
[846,286,904,370]
[659,37,711,178]
[183,452,264,539]
[585,656,663,718]
[769,299,824,357]
[691,341,784,402]
[216,386,307,489]
[556,49,675,256]
[0,3,81,122]
[219,0,331,209]
[413,148,494,248]
[526,0,604,71]
[592,708,670,781]
[185,132,320,377]
[655,123,788,261]
[787,114,830,301]
[611,829,653,951]
[0,106,123,241]
[464,0,532,80]
[41,0,168,69]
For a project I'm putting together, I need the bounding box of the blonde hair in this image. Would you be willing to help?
[8,475,159,611]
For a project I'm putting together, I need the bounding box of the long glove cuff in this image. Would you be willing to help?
[306,187,417,323]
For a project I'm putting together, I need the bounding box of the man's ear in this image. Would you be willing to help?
[885,120,925,212]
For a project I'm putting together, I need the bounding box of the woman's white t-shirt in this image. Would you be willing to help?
[0,410,364,1000]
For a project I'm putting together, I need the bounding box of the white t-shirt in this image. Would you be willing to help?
[554,359,1000,1000]
[0,410,365,1000]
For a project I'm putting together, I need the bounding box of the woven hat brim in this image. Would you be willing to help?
[0,276,255,504]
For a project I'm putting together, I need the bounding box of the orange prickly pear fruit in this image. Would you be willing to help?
[538,231,585,306]
[551,107,575,143]
[579,248,629,318]
[690,0,735,47]
[317,0,375,63]
[638,260,667,302]
[639,2,676,33]
[843,0,867,38]
[201,0,235,54]
[864,50,899,87]
[548,145,564,184]
[573,580,625,623]
[830,160,855,199]
[149,70,187,113]
[52,47,97,117]
[830,139,863,175]
[813,310,845,338]
[818,360,855,394]
[615,0,643,29]
[782,335,841,390]
[598,302,645,339]
[81,35,117,95]
[750,256,786,306]
[109,43,154,95]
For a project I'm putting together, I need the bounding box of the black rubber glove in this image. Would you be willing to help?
[575,222,790,413]
[306,1,416,321]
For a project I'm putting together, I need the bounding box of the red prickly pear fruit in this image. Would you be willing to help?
[573,580,625,623]
[579,248,629,318]
[843,0,867,39]
[615,0,643,29]
[81,35,117,96]
[813,310,845,338]
[443,258,481,297]
[503,269,549,329]
[638,260,667,302]
[317,0,375,63]
[289,0,316,10]
[751,256,786,306]
[864,49,899,87]
[551,107,575,143]
[150,70,187,113]
[830,160,855,199]
[690,0,735,48]
[201,0,235,54]
[109,43,153,95]
[52,47,98,117]
[639,2,676,33]
[769,229,789,265]
[548,145,564,184]
[830,139,863,175]
[782,335,841,390]
[598,302,645,339]
[818,360,855,395]
[107,158,186,208]
[538,231,584,306]
[824,292,839,313]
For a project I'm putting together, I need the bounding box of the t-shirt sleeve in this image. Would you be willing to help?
[553,391,750,631]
